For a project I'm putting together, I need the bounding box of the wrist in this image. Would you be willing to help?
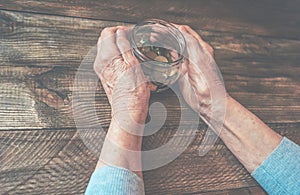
[99,119,144,176]
[199,92,231,123]
[112,100,148,124]
[107,117,145,146]
[219,94,282,172]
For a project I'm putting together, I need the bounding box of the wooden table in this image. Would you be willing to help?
[1,1,300,194]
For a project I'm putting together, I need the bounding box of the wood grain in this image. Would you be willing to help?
[1,123,299,194]
[199,186,266,195]
[0,3,299,195]
[0,10,299,130]
[0,129,96,194]
[1,10,300,68]
[0,10,126,67]
[1,0,300,39]
[0,64,299,130]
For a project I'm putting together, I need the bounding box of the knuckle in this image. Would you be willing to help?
[178,25,186,32]
[205,44,214,55]
[116,28,124,33]
[116,29,123,36]
[101,27,109,35]
[116,25,126,29]
[101,27,115,36]
[183,25,191,30]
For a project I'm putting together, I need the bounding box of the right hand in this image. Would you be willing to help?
[175,25,227,121]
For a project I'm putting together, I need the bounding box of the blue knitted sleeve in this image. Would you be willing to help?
[85,165,144,195]
[252,137,300,195]
[85,137,300,195]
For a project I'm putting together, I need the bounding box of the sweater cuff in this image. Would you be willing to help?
[85,165,144,195]
[251,137,300,195]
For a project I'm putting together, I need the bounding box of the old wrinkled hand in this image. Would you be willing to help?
[94,26,150,128]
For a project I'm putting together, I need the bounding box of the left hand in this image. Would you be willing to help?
[94,26,151,128]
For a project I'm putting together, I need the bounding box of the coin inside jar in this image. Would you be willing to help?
[154,56,168,62]
[138,45,179,88]
[130,19,186,92]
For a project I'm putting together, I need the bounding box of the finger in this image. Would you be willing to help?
[180,25,205,45]
[178,26,215,73]
[171,23,204,44]
[95,27,120,86]
[169,24,190,76]
[177,26,217,77]
[116,28,139,68]
[99,27,118,42]
[97,27,120,66]
[181,25,214,56]
[98,27,119,52]
[170,22,182,29]
[95,27,118,75]
[181,26,219,83]
[177,26,201,60]
[172,24,214,56]
[94,26,122,84]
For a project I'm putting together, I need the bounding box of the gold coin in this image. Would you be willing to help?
[145,51,158,59]
[154,55,169,62]
[142,46,150,52]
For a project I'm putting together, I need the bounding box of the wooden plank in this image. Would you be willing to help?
[0,10,299,129]
[0,3,298,195]
[1,0,300,39]
[1,123,299,194]
[198,186,266,195]
[247,186,268,195]
[0,64,300,130]
[143,123,300,194]
[0,129,96,194]
[0,10,126,67]
[1,10,300,68]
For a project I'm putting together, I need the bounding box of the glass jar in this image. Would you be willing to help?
[130,19,186,92]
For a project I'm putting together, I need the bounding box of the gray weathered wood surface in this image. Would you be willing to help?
[0,1,299,194]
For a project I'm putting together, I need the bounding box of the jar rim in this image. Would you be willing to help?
[130,18,186,67]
